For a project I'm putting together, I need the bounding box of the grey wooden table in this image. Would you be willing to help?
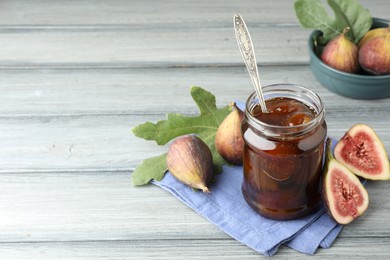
[1,0,389,258]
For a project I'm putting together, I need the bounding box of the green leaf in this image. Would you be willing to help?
[131,86,231,186]
[294,0,372,44]
[133,86,230,145]
[294,0,333,32]
[131,153,167,186]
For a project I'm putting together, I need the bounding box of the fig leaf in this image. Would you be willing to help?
[294,0,372,44]
[131,86,231,186]
[131,153,167,186]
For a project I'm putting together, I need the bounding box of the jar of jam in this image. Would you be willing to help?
[241,84,327,220]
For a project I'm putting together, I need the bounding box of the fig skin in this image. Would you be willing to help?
[321,27,359,74]
[166,135,213,192]
[215,102,244,165]
[334,124,390,180]
[322,138,369,225]
[358,33,390,75]
[358,26,390,48]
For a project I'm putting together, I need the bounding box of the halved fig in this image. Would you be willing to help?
[323,138,369,225]
[334,124,390,180]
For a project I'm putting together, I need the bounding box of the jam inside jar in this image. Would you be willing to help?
[241,84,327,220]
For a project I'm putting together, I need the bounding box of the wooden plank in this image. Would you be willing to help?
[0,66,389,171]
[0,0,388,26]
[1,237,390,259]
[0,0,388,69]
[1,66,389,116]
[0,171,389,243]
[1,93,389,171]
[0,171,224,242]
[0,26,311,67]
[0,114,389,171]
[0,114,162,171]
[0,0,298,26]
[0,67,253,116]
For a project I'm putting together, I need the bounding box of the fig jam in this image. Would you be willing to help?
[241,84,327,220]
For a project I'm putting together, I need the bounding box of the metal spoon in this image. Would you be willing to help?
[233,14,268,113]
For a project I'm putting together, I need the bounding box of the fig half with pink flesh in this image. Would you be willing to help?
[323,138,369,225]
[334,124,390,180]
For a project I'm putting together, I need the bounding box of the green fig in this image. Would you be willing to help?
[321,27,359,74]
[322,138,369,225]
[215,102,244,165]
[166,135,213,192]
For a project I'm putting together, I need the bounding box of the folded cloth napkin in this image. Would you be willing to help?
[152,139,342,256]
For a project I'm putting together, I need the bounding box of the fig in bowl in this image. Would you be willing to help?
[358,26,390,75]
[320,27,359,74]
[308,18,390,99]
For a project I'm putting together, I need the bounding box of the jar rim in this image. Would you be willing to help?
[245,84,325,137]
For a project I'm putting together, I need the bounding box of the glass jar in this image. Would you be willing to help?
[241,84,327,220]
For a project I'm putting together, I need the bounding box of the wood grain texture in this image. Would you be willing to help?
[0,0,387,68]
[0,0,388,26]
[0,172,388,242]
[1,113,389,171]
[0,27,310,67]
[1,0,390,258]
[0,66,389,171]
[1,238,390,259]
[2,66,389,116]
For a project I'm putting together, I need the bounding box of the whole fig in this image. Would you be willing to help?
[358,33,390,75]
[215,102,244,165]
[166,135,213,192]
[358,26,390,48]
[321,27,359,74]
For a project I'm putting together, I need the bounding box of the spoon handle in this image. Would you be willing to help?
[234,14,267,113]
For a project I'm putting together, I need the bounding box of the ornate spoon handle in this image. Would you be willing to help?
[234,14,267,113]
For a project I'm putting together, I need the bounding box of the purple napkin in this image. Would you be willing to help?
[152,161,341,256]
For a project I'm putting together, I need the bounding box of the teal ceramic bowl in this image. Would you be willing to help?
[308,18,390,99]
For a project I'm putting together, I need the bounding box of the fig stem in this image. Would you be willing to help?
[202,187,211,193]
[325,137,335,163]
[342,27,350,35]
